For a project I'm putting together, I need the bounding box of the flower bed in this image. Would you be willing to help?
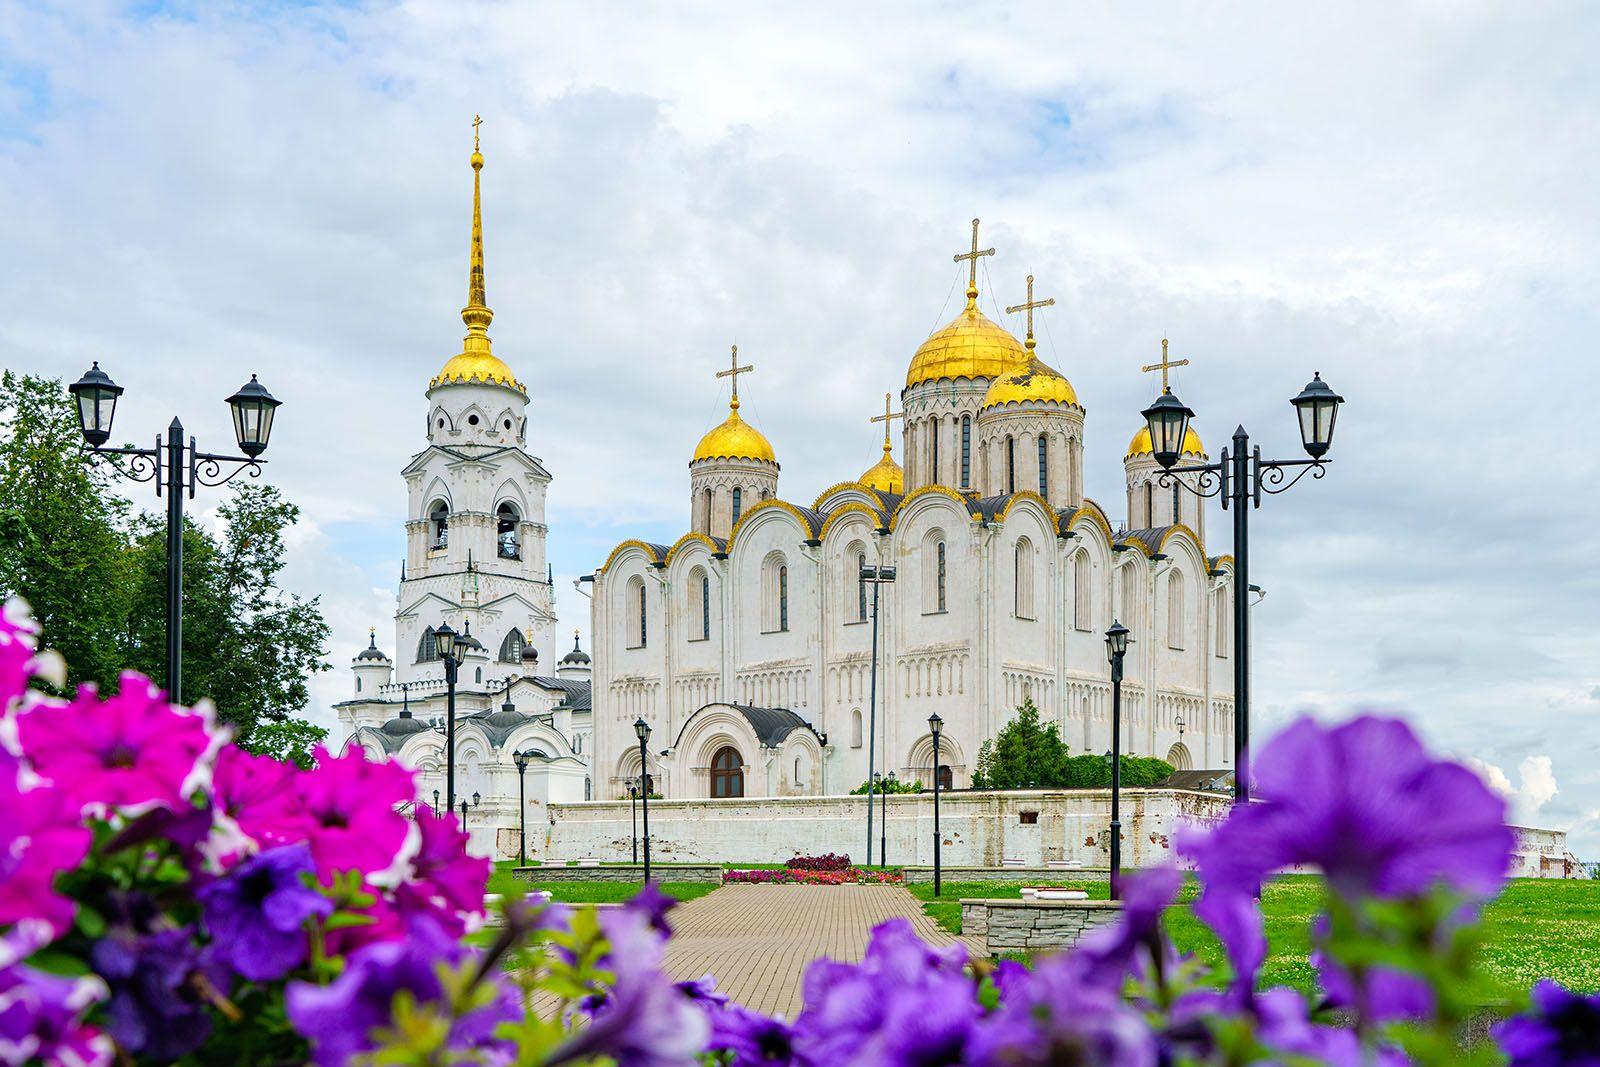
[0,599,1590,1066]
[784,852,853,871]
[725,865,903,885]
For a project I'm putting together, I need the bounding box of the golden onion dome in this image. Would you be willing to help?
[692,397,777,465]
[906,291,1028,389]
[1127,424,1206,460]
[433,349,523,391]
[858,439,904,494]
[980,354,1080,412]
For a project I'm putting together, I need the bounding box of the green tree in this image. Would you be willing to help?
[123,483,331,737]
[970,699,1071,789]
[237,717,328,768]
[0,373,131,690]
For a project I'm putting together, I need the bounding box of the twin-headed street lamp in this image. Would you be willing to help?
[1104,620,1131,901]
[460,791,481,832]
[860,563,897,866]
[431,623,470,815]
[928,712,943,897]
[67,363,282,703]
[634,717,652,881]
[1141,372,1343,802]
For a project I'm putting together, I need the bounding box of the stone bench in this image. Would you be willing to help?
[960,898,1123,955]
[511,863,725,884]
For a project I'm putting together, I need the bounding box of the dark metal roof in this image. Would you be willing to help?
[533,677,591,712]
[559,636,591,665]
[969,494,1015,522]
[1117,525,1177,556]
[1161,769,1235,793]
[727,704,817,747]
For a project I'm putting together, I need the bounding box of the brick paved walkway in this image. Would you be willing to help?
[659,884,968,1019]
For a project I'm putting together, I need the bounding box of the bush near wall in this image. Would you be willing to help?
[971,700,1174,790]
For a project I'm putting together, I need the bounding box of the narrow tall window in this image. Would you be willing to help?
[851,708,863,747]
[960,416,972,488]
[1144,483,1154,527]
[857,551,868,621]
[930,419,940,485]
[778,566,789,631]
[1073,553,1091,631]
[937,541,947,612]
[1038,436,1048,498]
[1215,591,1229,658]
[625,578,647,648]
[496,502,520,559]
[1005,436,1016,494]
[1172,483,1182,526]
[700,571,711,640]
[702,488,712,528]
[429,501,449,550]
[731,487,743,526]
[1167,574,1185,649]
[1014,538,1034,619]
[418,625,438,662]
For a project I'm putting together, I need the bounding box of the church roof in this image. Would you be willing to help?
[692,396,777,465]
[979,354,1080,412]
[532,677,591,712]
[907,296,1027,388]
[560,633,591,665]
[1116,524,1203,559]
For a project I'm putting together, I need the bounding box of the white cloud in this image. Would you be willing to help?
[3,1,1599,854]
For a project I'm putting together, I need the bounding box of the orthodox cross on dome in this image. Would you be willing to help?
[716,345,754,402]
[1141,338,1191,394]
[870,392,903,447]
[472,113,483,152]
[1005,274,1055,350]
[953,218,995,301]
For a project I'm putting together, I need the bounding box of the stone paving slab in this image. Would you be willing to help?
[658,884,975,1019]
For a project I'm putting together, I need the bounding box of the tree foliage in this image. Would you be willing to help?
[0,373,330,737]
[971,698,1175,789]
[238,717,328,769]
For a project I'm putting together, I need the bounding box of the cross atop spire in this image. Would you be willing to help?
[716,344,754,405]
[1005,274,1055,350]
[1141,338,1191,394]
[463,116,492,334]
[953,218,996,306]
[870,391,904,451]
[472,113,483,153]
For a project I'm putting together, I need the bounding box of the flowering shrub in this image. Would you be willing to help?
[726,866,904,885]
[0,598,1588,1065]
[785,853,853,871]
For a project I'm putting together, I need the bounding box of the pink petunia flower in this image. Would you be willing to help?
[390,804,490,938]
[17,673,221,817]
[299,745,417,884]
[0,597,43,712]
[211,745,312,853]
[0,754,92,934]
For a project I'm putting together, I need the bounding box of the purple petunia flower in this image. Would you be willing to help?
[1494,980,1600,1067]
[968,952,1158,1067]
[89,925,222,1061]
[705,1000,798,1064]
[286,922,515,1067]
[198,842,332,981]
[1071,866,1182,990]
[0,921,111,1067]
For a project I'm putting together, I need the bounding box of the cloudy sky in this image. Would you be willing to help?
[4,2,1598,852]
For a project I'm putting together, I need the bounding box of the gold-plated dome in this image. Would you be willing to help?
[906,290,1028,389]
[981,354,1080,411]
[1127,424,1205,459]
[692,397,777,465]
[430,126,525,395]
[858,439,904,494]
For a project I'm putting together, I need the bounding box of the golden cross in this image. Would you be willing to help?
[869,392,904,443]
[1141,338,1191,393]
[715,344,754,399]
[952,217,995,292]
[472,114,483,152]
[1005,274,1055,341]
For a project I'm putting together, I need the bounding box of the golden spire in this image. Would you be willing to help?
[859,392,905,493]
[1005,274,1055,352]
[1141,338,1191,394]
[431,117,523,393]
[952,217,995,309]
[870,391,903,455]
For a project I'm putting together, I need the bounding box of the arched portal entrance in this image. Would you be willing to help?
[710,746,745,798]
[1165,742,1193,772]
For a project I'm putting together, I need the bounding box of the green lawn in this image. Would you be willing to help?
[912,875,1600,995]
[486,862,718,905]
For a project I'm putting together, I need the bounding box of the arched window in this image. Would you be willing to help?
[429,501,449,550]
[794,756,802,785]
[1038,436,1049,498]
[475,666,483,683]
[731,487,743,526]
[848,545,869,622]
[584,776,592,801]
[938,765,954,791]
[496,502,520,559]
[1168,574,1186,649]
[355,677,361,692]
[851,708,863,748]
[937,541,947,612]
[1005,435,1016,494]
[1120,568,1134,627]
[761,553,788,633]
[1073,553,1091,631]
[700,570,711,641]
[417,625,439,662]
[702,488,712,528]
[960,416,972,488]
[1014,538,1034,619]
[710,746,745,798]
[498,629,524,662]
[930,419,940,485]
[922,532,947,614]
[1215,590,1229,659]
[1144,483,1154,527]
[626,577,647,648]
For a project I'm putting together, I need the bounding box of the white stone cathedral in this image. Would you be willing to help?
[591,225,1236,803]
[337,136,594,857]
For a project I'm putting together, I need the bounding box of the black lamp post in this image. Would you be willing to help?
[629,784,640,864]
[859,563,897,866]
[1141,372,1343,802]
[928,712,943,897]
[513,750,529,866]
[433,789,440,811]
[433,622,468,814]
[634,717,652,881]
[1105,619,1130,901]
[880,771,896,867]
[67,364,281,703]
